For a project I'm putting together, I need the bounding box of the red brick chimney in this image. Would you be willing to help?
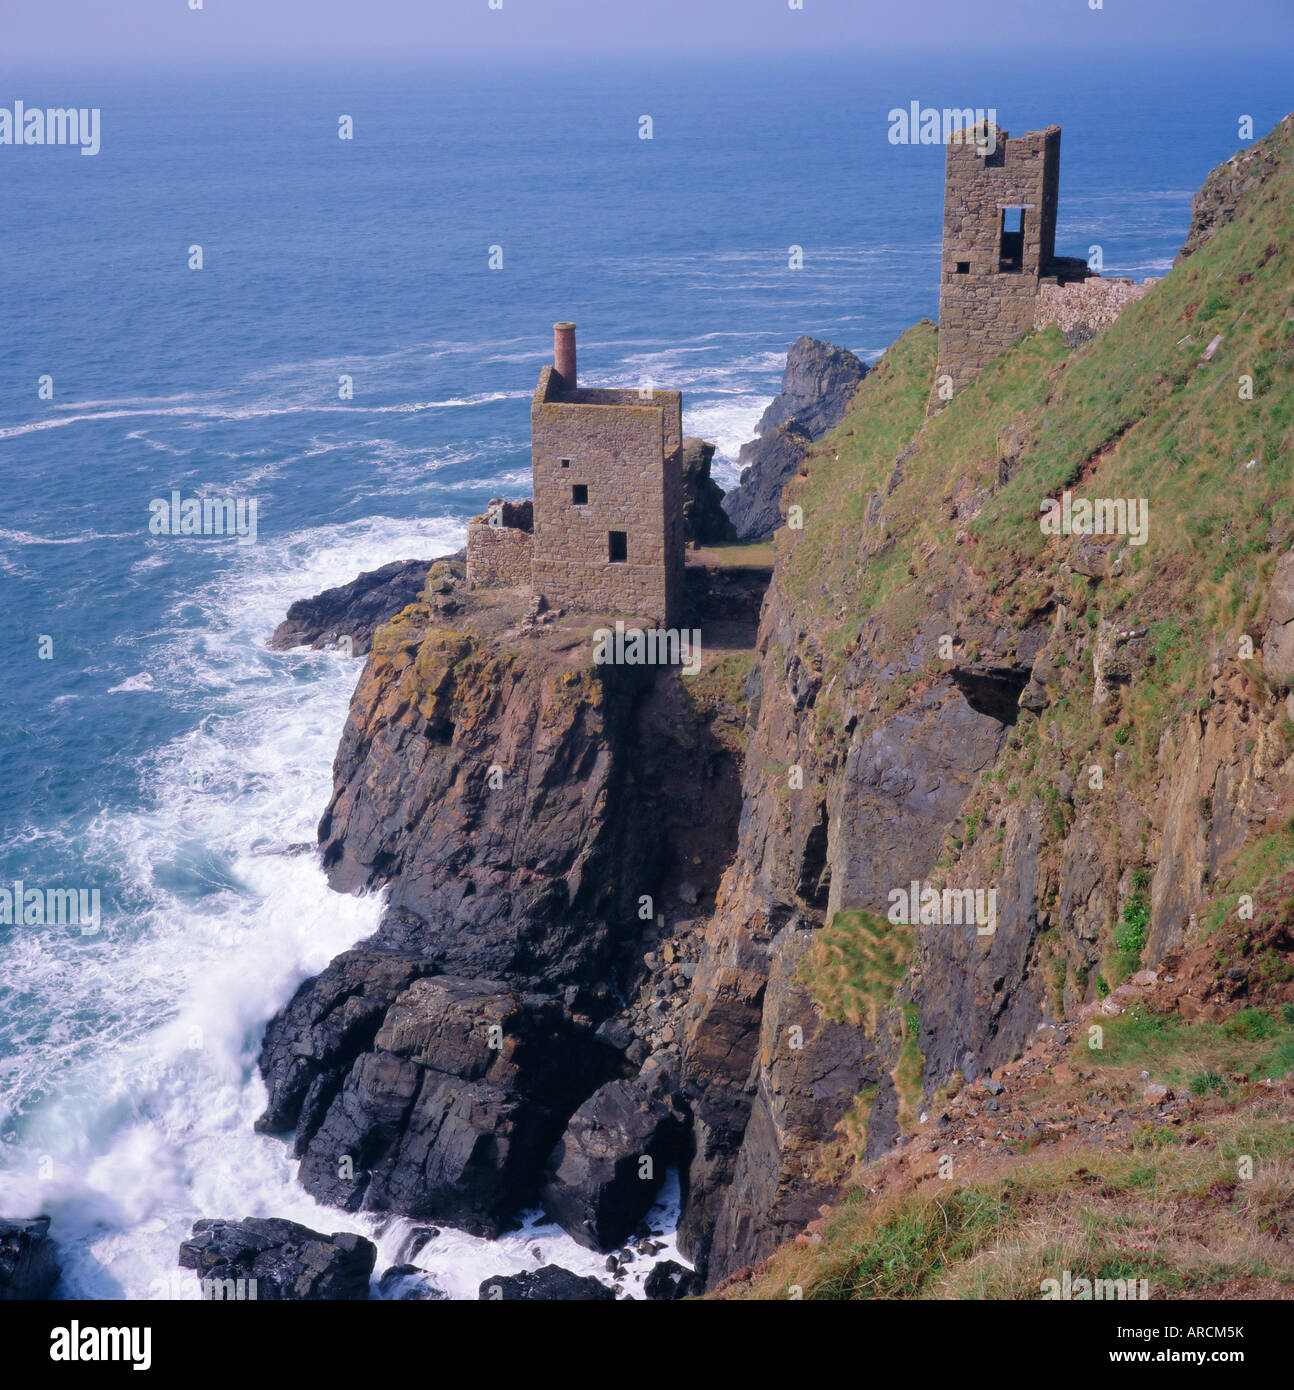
[553,321,577,390]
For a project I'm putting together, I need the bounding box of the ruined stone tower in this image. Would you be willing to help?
[931,121,1147,412]
[466,323,685,627]
[933,122,1064,405]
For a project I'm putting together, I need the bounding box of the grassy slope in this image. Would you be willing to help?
[781,113,1293,776]
[716,118,1294,1298]
[713,1002,1294,1300]
[783,115,1294,967]
[713,1095,1294,1300]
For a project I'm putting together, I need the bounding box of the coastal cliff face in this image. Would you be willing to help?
[722,337,868,541]
[258,115,1294,1292]
[316,576,649,986]
[1175,113,1293,263]
[258,563,751,1240]
[676,113,1294,1285]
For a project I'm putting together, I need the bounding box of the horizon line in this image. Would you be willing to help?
[1,39,1285,66]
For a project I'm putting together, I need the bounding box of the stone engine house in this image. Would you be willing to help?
[932,121,1150,410]
[467,322,685,626]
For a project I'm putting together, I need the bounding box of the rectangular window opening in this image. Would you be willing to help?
[1000,207,1025,273]
[560,458,570,468]
[571,484,588,505]
[608,530,628,563]
[956,261,970,274]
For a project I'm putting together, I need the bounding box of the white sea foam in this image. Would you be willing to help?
[106,672,156,694]
[0,392,529,443]
[0,509,681,1299]
[684,396,772,485]
[372,1170,691,1301]
[0,527,134,546]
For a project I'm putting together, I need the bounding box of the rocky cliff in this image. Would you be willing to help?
[258,559,755,1247]
[676,112,1294,1285]
[682,437,738,545]
[270,557,450,655]
[722,337,868,540]
[256,115,1294,1296]
[1176,112,1293,263]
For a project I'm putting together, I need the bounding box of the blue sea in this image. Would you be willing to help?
[0,50,1287,1298]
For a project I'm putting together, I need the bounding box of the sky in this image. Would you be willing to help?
[5,0,1293,64]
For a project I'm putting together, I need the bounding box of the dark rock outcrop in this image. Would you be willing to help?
[256,946,436,1136]
[698,927,880,1276]
[1176,114,1293,262]
[675,538,1030,1284]
[478,1265,616,1300]
[681,438,738,545]
[269,557,450,655]
[256,558,749,1247]
[292,976,613,1235]
[540,1078,686,1251]
[0,1217,61,1300]
[178,1218,375,1300]
[721,337,867,540]
[314,599,660,987]
[643,1258,700,1300]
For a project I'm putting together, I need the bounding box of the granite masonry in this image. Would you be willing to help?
[464,499,533,589]
[932,121,1151,410]
[467,323,685,627]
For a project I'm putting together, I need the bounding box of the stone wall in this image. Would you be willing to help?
[932,124,1061,409]
[1034,276,1152,344]
[466,507,534,589]
[530,366,684,626]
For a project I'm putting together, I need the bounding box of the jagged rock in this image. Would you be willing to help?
[722,337,867,540]
[478,1265,616,1301]
[268,557,450,654]
[682,438,738,545]
[256,946,437,1137]
[1018,679,1049,713]
[293,977,612,1236]
[0,1216,61,1300]
[689,926,877,1283]
[177,1218,375,1300]
[1069,535,1117,578]
[1177,113,1294,261]
[315,614,662,985]
[825,686,1011,910]
[1093,620,1136,704]
[594,1017,636,1053]
[754,337,868,440]
[643,1259,700,1300]
[253,564,751,1240]
[540,1079,686,1251]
